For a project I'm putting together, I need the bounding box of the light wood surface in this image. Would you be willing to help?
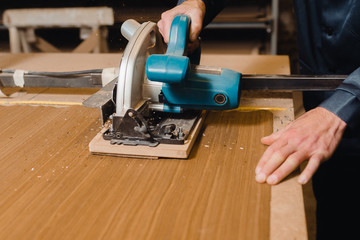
[0,53,307,239]
[202,54,307,240]
[0,105,271,239]
[0,53,121,71]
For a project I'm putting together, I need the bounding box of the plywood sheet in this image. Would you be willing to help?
[89,112,206,159]
[0,105,272,240]
[0,53,306,239]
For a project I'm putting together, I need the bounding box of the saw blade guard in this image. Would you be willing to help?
[116,19,166,117]
[146,15,242,112]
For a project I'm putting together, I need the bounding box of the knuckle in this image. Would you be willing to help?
[266,145,276,155]
[310,156,321,166]
[287,156,301,167]
[192,23,202,32]
[288,137,301,146]
[274,149,287,159]
[287,134,304,146]
[191,0,204,9]
[319,141,331,152]
[314,151,328,161]
[160,11,168,19]
[285,128,298,136]
[272,171,284,182]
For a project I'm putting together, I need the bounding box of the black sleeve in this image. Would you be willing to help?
[319,67,360,135]
[177,0,231,26]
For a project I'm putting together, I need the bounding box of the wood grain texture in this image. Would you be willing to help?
[0,105,272,240]
[0,53,306,239]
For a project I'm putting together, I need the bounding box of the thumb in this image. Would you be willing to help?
[261,128,284,145]
[157,18,171,43]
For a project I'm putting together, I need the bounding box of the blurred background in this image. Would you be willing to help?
[0,0,299,72]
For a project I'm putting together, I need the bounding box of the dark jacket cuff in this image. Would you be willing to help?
[319,69,360,135]
[201,0,228,26]
[320,90,360,126]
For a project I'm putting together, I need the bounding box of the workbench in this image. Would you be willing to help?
[0,53,307,239]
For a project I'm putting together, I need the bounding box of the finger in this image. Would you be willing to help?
[255,144,295,183]
[188,15,203,42]
[187,38,200,53]
[298,153,323,184]
[158,11,176,43]
[163,21,172,44]
[261,135,275,146]
[261,128,285,145]
[157,20,170,43]
[157,20,165,37]
[256,137,288,174]
[266,150,308,185]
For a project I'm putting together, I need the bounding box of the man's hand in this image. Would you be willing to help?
[158,0,205,51]
[255,107,347,185]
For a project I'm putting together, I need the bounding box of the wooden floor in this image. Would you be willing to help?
[0,105,273,239]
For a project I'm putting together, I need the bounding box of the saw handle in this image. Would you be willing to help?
[146,15,192,84]
[166,15,190,56]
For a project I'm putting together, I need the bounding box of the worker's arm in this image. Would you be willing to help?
[256,68,360,185]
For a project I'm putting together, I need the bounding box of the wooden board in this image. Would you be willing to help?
[89,112,206,159]
[0,53,307,239]
[0,105,272,239]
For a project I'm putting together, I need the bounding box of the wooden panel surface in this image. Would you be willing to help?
[0,53,307,239]
[0,105,272,240]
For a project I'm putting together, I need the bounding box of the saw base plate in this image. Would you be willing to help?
[89,111,206,159]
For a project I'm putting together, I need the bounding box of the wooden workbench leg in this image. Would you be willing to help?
[92,27,101,53]
[100,27,109,53]
[19,30,32,53]
[73,27,100,53]
[8,27,22,53]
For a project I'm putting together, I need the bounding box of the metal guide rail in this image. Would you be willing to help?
[0,69,346,90]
